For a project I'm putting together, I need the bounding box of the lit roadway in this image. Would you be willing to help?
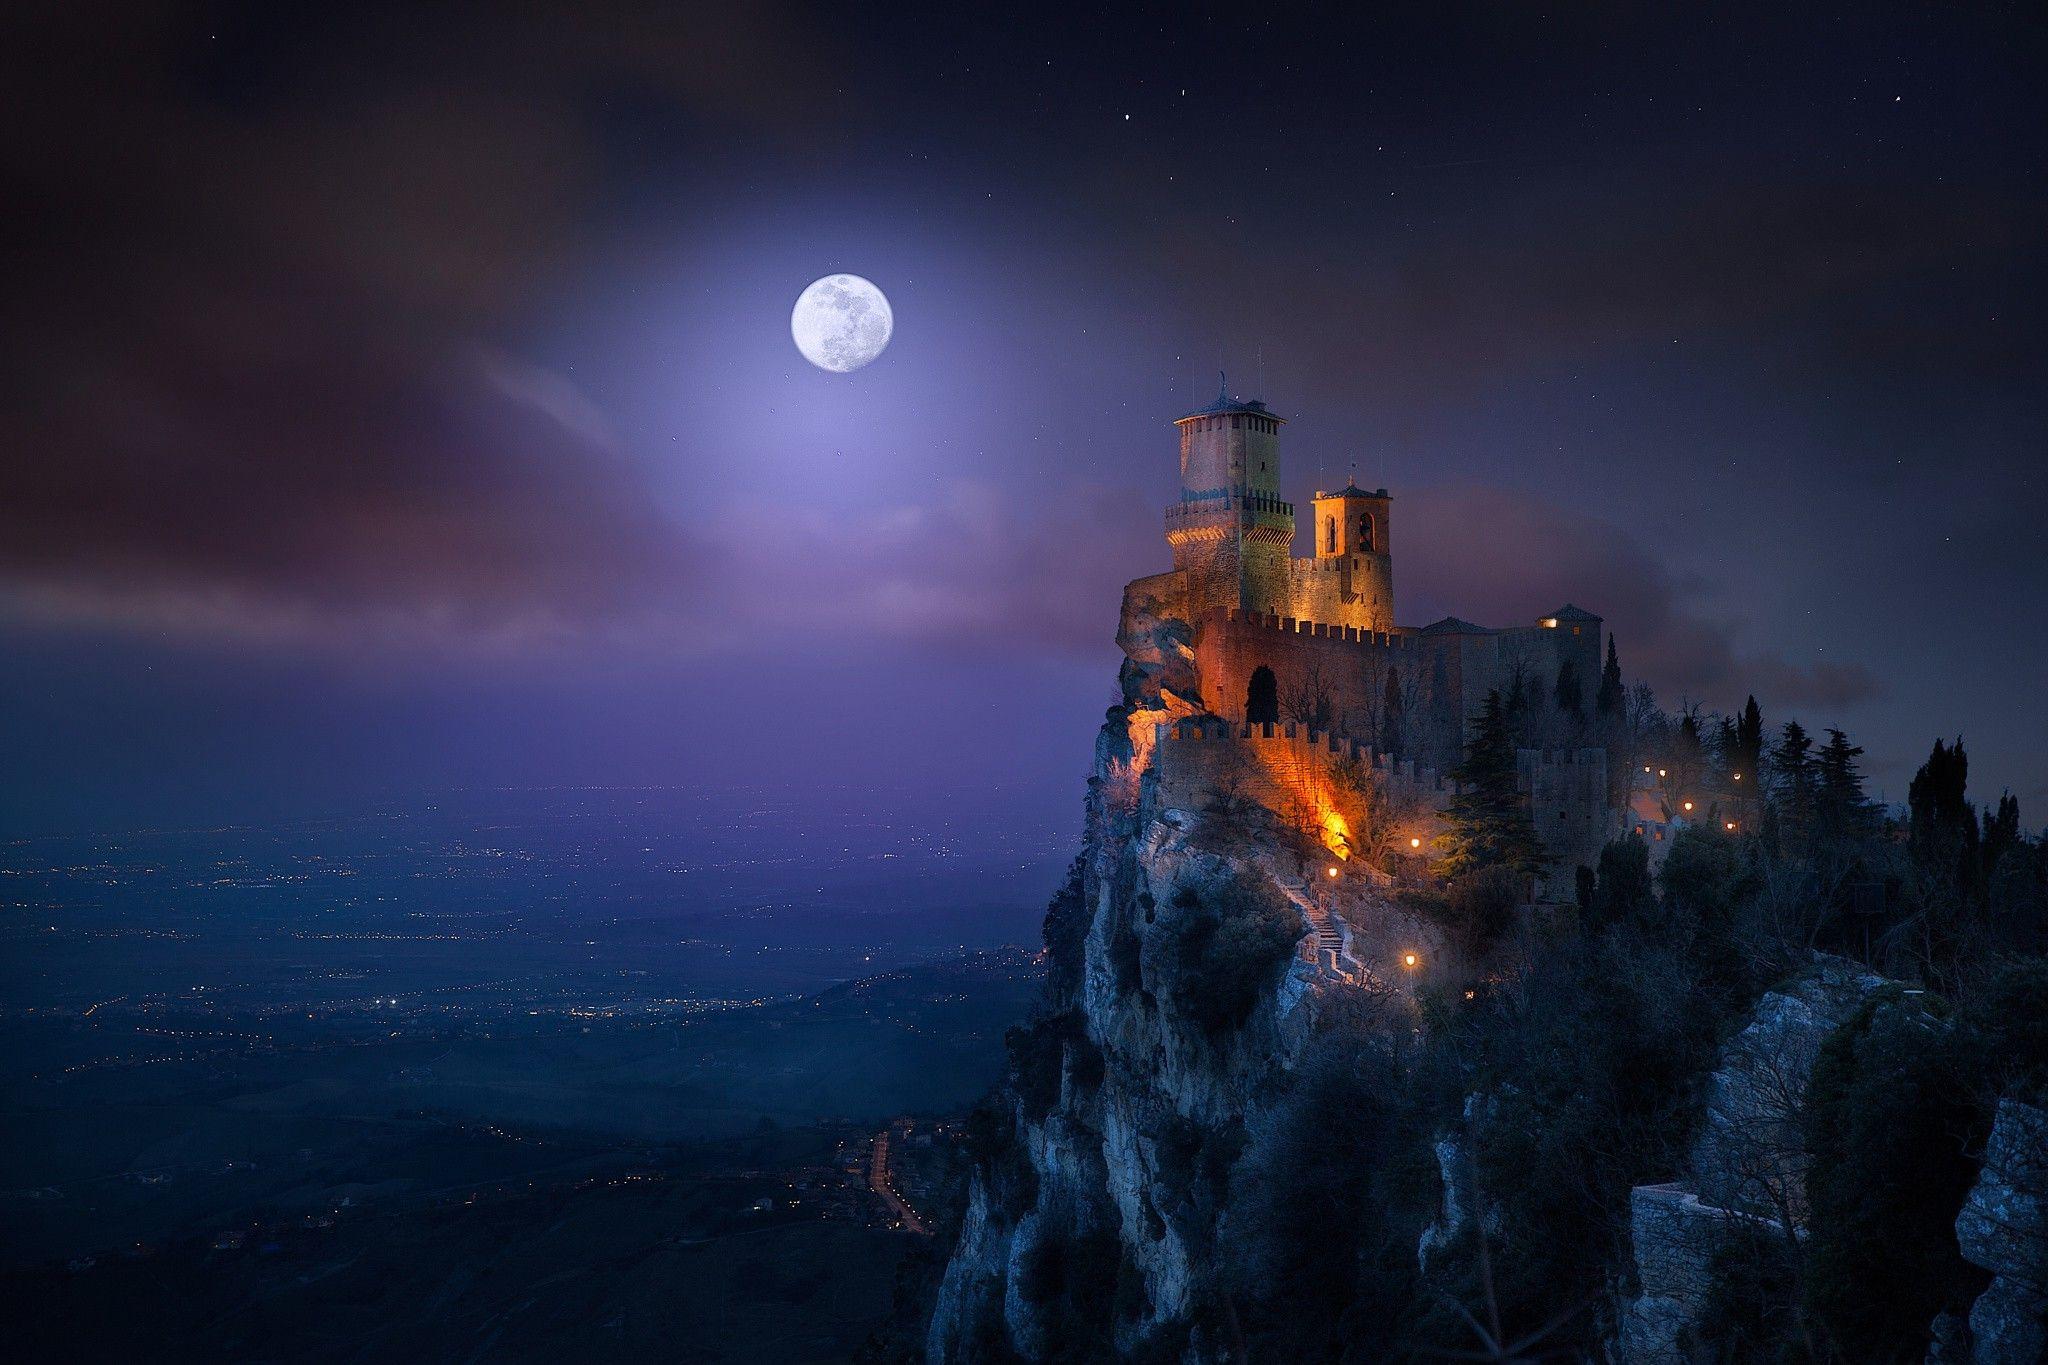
[868,1130,928,1236]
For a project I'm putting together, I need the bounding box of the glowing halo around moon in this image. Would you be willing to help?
[791,274,893,372]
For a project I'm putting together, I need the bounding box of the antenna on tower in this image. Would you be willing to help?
[1257,344,1265,399]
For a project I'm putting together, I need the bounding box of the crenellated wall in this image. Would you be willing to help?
[1192,607,1602,774]
[1149,718,1450,859]
[1150,722,1611,874]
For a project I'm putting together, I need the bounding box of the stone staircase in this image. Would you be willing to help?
[1306,902,1346,974]
[1276,870,1372,987]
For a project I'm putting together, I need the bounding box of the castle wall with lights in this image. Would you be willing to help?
[1131,387,1612,872]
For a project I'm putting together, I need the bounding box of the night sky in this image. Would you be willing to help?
[4,3,2043,838]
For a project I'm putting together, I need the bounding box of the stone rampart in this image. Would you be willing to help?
[1150,719,1448,859]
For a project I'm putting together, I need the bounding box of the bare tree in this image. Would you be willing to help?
[1281,660,1337,733]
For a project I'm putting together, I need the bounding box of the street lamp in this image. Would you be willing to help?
[1402,953,1418,969]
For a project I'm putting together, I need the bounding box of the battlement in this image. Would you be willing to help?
[1209,606,1419,651]
[1164,488,1295,521]
[1153,719,1447,791]
[1290,555,1385,575]
[1149,718,1452,859]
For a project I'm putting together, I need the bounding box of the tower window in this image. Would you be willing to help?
[1324,516,1336,553]
[1357,512,1376,552]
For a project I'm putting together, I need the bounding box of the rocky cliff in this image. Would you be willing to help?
[926,583,1438,1361]
[924,582,2047,1364]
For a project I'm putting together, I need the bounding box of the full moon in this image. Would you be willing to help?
[791,274,893,372]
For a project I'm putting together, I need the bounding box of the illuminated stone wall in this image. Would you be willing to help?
[1149,719,1450,859]
[1192,608,1603,774]
[1151,720,1612,875]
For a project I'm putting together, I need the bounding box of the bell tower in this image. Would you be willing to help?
[1308,481,1394,633]
[1165,376,1293,618]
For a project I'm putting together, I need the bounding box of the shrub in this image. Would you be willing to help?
[1802,992,1983,1361]
[1041,859,1089,1004]
[1015,1226,1121,1360]
[1587,834,1655,927]
[1223,1028,1421,1362]
[1162,873,1302,1035]
[1007,1010,1085,1120]
[1442,865,1524,958]
[1109,919,1143,997]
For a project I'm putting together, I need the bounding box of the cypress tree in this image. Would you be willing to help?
[1441,691,1547,881]
[1381,666,1405,763]
[1554,657,1584,717]
[1735,696,1764,781]
[1771,721,1820,855]
[1982,793,2022,873]
[1909,738,1979,893]
[1816,728,1874,844]
[1595,636,1624,715]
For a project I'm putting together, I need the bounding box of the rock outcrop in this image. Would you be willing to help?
[1951,1098,2048,1364]
[927,581,1434,1362]
[1615,956,1887,1364]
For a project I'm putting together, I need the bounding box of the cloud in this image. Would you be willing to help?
[1399,485,1881,715]
[0,3,828,648]
[706,481,1160,658]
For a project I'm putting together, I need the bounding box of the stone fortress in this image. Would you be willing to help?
[1128,380,1611,874]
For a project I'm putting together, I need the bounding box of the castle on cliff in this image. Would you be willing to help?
[1128,380,1612,873]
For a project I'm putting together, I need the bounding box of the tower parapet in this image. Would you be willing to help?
[1167,379,1294,620]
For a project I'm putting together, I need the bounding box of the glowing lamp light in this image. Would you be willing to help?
[1682,801,1694,812]
[1725,821,1738,831]
[1409,837,1422,849]
[1402,953,1418,969]
[1540,617,1559,629]
[1326,866,1340,879]
[1733,772,1742,781]
[1658,769,1667,778]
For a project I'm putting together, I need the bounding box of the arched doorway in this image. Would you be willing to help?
[1246,666,1279,725]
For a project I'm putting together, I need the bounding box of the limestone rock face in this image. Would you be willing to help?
[1614,956,1887,1365]
[1117,574,1200,711]
[1952,1098,2048,1365]
[1688,958,1887,1224]
[925,791,1322,1362]
[927,587,1433,1363]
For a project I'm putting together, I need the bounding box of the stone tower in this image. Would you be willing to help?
[1165,377,1293,619]
[1308,482,1394,632]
